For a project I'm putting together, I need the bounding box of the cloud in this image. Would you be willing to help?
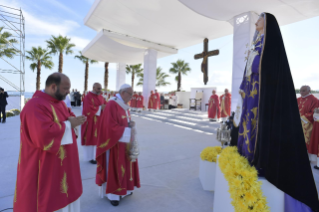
[70,36,91,50]
[46,0,82,19]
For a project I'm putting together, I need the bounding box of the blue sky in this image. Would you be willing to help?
[0,0,318,93]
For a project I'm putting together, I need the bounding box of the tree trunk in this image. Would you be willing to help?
[131,71,134,91]
[84,62,89,91]
[177,71,181,91]
[58,52,63,73]
[104,62,109,91]
[36,60,41,90]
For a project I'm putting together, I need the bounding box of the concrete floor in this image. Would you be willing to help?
[1,107,319,212]
[0,107,219,212]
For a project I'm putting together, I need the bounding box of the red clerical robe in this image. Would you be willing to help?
[136,95,144,109]
[14,91,82,212]
[220,93,231,118]
[208,94,220,119]
[130,94,137,108]
[81,92,106,146]
[148,93,154,109]
[297,94,318,145]
[154,93,160,109]
[96,100,140,195]
[309,100,319,156]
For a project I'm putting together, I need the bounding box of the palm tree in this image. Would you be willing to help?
[0,26,18,59]
[26,47,54,90]
[126,64,143,90]
[74,51,98,91]
[104,62,109,91]
[46,35,75,73]
[169,59,191,91]
[137,67,171,87]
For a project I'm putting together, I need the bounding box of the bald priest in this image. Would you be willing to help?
[14,73,86,212]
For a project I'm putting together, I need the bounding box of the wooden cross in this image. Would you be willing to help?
[194,38,219,85]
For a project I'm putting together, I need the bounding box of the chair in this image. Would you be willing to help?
[189,91,203,111]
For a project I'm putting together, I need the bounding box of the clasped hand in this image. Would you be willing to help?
[68,116,87,128]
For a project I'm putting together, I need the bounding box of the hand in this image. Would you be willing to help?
[128,121,135,128]
[101,104,106,110]
[68,116,87,128]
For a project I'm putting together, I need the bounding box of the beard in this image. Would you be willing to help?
[55,87,67,101]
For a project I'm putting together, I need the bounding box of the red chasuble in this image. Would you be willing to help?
[154,93,160,109]
[148,93,154,109]
[130,94,137,108]
[208,94,220,119]
[14,91,82,212]
[220,93,231,118]
[96,100,140,195]
[81,92,106,146]
[136,95,144,109]
[309,100,319,156]
[297,94,318,145]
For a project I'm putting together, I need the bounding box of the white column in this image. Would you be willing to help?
[231,11,259,112]
[20,95,25,111]
[116,63,126,91]
[142,49,157,108]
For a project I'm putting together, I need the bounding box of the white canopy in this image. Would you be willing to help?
[83,0,319,63]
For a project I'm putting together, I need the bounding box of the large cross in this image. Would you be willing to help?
[194,38,219,85]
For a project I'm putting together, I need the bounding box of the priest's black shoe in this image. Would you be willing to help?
[110,200,119,206]
[89,160,97,164]
[314,165,319,170]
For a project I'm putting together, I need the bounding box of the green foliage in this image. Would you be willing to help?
[0,108,20,118]
[46,35,75,55]
[137,66,170,87]
[126,64,143,75]
[26,46,54,71]
[74,51,98,64]
[0,26,19,59]
[169,59,191,91]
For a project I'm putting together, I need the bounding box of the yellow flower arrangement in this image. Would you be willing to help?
[218,146,269,212]
[200,146,222,162]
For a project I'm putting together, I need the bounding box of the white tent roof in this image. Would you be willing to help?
[83,0,319,63]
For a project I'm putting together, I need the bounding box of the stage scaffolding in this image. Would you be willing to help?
[0,5,25,110]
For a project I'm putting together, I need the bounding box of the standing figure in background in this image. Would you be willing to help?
[148,90,154,111]
[0,87,8,123]
[169,92,178,110]
[81,83,106,164]
[208,90,220,122]
[297,85,318,162]
[160,93,165,109]
[70,89,75,107]
[136,92,144,112]
[96,84,140,206]
[220,89,231,122]
[154,90,160,110]
[130,92,138,111]
[74,89,79,107]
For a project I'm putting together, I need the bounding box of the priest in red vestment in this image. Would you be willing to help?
[136,92,144,112]
[148,90,154,111]
[96,84,140,206]
[154,89,160,110]
[208,90,220,121]
[220,89,231,121]
[297,85,318,162]
[81,83,106,164]
[309,105,319,169]
[14,73,86,212]
[130,92,138,111]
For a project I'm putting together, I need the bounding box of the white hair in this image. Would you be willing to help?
[119,84,132,93]
[301,85,311,92]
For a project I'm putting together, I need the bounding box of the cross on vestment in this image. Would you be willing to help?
[194,38,219,85]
